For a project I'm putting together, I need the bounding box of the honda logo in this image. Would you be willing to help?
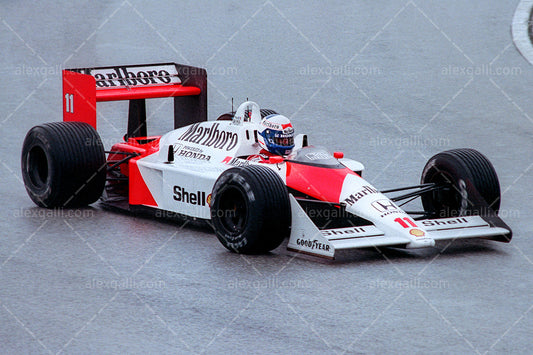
[371,199,397,212]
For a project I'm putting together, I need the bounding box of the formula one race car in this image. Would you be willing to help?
[21,63,512,259]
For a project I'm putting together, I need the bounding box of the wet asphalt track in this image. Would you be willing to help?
[1,1,532,354]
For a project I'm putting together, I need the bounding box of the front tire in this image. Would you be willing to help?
[210,165,291,254]
[420,148,501,217]
[21,122,106,208]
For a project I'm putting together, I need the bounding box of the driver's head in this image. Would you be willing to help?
[257,114,295,156]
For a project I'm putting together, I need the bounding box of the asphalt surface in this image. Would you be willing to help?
[1,1,532,354]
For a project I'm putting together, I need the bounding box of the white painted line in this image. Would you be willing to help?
[512,0,533,65]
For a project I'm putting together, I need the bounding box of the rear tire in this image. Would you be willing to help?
[210,165,291,254]
[21,122,106,208]
[420,148,501,217]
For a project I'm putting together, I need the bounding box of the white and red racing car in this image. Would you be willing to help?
[21,63,512,258]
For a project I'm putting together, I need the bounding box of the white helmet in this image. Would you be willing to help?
[257,114,295,156]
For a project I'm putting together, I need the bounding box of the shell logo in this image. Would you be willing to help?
[206,193,212,207]
[409,229,425,237]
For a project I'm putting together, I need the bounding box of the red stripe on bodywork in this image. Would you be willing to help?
[107,138,160,207]
[129,157,158,207]
[286,163,356,203]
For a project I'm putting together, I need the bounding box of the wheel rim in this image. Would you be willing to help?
[216,186,248,236]
[27,145,49,188]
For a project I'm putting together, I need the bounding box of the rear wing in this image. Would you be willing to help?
[62,63,207,137]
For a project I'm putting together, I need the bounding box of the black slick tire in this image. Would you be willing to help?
[210,165,291,254]
[420,148,501,218]
[21,121,106,208]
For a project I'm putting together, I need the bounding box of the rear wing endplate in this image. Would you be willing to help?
[62,62,207,137]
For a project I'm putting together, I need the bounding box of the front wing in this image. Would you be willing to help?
[287,195,512,259]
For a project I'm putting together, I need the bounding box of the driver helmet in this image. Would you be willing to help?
[257,114,295,156]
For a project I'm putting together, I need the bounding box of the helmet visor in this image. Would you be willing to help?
[274,135,294,147]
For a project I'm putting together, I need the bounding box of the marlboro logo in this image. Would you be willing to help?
[178,123,239,151]
[343,186,379,206]
[70,64,181,88]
